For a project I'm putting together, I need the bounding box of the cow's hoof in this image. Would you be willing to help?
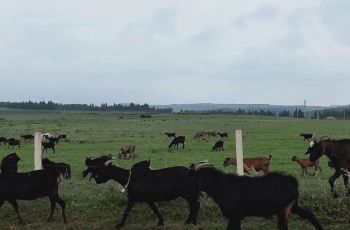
[157,221,164,226]
[115,223,124,228]
[47,217,53,222]
[333,193,339,199]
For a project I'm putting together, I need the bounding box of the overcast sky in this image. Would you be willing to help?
[0,0,349,106]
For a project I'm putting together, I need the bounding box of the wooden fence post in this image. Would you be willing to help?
[235,130,244,176]
[34,132,42,170]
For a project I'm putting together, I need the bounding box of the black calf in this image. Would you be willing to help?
[217,132,228,139]
[212,140,224,151]
[0,137,7,145]
[168,136,185,149]
[8,139,21,148]
[42,141,55,153]
[300,133,314,142]
[21,134,34,141]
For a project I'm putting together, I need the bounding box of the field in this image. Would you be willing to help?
[1,109,350,230]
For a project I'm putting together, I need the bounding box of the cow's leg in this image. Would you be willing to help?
[329,170,341,198]
[185,198,200,225]
[53,147,55,153]
[146,202,164,226]
[227,218,241,230]
[342,173,350,196]
[116,200,135,228]
[277,212,288,230]
[54,195,67,223]
[47,196,56,222]
[8,199,23,223]
[183,142,185,149]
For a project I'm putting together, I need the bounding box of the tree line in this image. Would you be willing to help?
[180,108,306,118]
[0,101,173,113]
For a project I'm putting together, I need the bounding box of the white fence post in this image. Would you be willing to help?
[34,132,42,170]
[235,130,244,176]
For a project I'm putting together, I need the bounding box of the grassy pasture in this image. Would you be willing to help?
[0,109,350,230]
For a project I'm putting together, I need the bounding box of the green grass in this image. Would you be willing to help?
[0,109,350,229]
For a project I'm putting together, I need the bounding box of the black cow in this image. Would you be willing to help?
[190,162,323,230]
[42,141,55,153]
[58,135,67,140]
[21,134,34,141]
[212,140,224,151]
[306,139,350,198]
[300,133,314,142]
[90,160,200,228]
[48,137,60,144]
[164,133,176,139]
[1,153,20,173]
[0,137,7,145]
[0,169,67,223]
[217,132,228,139]
[8,139,21,149]
[168,136,185,149]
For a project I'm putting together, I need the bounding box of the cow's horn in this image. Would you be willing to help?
[104,159,113,166]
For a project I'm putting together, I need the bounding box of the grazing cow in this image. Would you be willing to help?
[1,153,20,174]
[8,139,21,149]
[193,132,216,143]
[42,158,71,179]
[119,145,136,159]
[292,155,321,177]
[207,131,217,138]
[300,133,315,142]
[83,155,113,181]
[164,132,176,139]
[7,138,16,142]
[0,137,7,145]
[90,160,200,228]
[58,135,67,140]
[48,137,60,144]
[42,141,55,153]
[306,139,350,198]
[212,140,224,151]
[21,134,34,141]
[169,136,185,149]
[42,133,52,139]
[217,132,228,139]
[193,132,209,143]
[0,169,67,224]
[223,155,272,175]
[189,162,323,230]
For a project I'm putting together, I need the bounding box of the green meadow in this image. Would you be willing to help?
[0,109,350,230]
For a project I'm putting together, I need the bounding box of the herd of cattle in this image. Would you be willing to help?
[1,131,350,229]
[0,134,67,153]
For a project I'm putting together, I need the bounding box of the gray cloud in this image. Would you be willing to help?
[0,0,349,106]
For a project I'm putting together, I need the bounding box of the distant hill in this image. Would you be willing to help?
[154,103,325,113]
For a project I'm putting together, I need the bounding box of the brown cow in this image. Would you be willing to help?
[119,145,136,159]
[292,155,321,176]
[223,155,272,175]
